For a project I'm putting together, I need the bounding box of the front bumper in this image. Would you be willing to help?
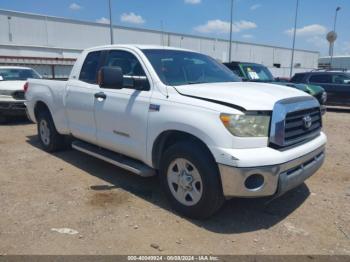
[0,101,26,116]
[219,145,325,198]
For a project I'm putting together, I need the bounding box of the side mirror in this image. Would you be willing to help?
[0,76,3,81]
[124,76,150,91]
[98,66,123,89]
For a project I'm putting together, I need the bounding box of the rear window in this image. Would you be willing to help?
[79,51,102,84]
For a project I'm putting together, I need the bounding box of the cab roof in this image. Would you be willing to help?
[84,44,193,53]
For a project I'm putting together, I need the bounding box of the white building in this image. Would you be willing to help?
[318,56,350,71]
[0,9,320,79]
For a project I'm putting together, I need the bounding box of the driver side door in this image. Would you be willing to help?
[94,49,152,162]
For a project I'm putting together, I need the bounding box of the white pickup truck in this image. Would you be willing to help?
[26,45,327,218]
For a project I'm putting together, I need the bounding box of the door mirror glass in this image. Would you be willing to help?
[98,66,124,89]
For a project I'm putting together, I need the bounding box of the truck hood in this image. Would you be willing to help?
[174,82,308,111]
[0,81,25,95]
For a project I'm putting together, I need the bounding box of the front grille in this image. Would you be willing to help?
[0,102,26,110]
[12,91,25,100]
[284,107,322,145]
[0,102,11,109]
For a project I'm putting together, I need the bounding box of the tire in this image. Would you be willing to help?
[160,141,225,219]
[37,110,67,152]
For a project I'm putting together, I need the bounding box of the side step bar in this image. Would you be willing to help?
[72,140,156,177]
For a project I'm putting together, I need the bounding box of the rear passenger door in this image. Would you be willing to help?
[94,49,152,162]
[65,51,104,144]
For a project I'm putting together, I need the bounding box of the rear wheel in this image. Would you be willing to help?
[160,141,224,219]
[37,111,67,152]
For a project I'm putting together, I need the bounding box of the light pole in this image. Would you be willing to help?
[289,0,299,78]
[108,0,114,44]
[228,0,234,62]
[330,6,341,68]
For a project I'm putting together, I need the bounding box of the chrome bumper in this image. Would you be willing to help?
[219,145,325,198]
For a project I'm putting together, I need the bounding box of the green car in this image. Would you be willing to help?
[224,62,327,107]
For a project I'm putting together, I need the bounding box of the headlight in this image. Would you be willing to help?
[321,92,327,103]
[220,113,271,137]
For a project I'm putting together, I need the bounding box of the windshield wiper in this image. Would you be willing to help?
[187,81,206,85]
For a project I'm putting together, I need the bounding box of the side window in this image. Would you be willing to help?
[104,50,146,77]
[291,74,305,83]
[309,74,332,84]
[103,50,149,90]
[333,74,350,84]
[79,51,102,84]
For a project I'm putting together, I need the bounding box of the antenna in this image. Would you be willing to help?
[160,20,165,47]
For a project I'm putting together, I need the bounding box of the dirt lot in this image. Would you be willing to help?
[0,112,349,255]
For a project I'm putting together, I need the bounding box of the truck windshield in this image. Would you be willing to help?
[142,49,240,86]
[0,68,41,81]
[241,64,274,82]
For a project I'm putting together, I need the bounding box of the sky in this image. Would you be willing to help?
[0,0,349,56]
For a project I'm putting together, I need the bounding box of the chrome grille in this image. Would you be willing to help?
[284,107,322,145]
[269,97,322,149]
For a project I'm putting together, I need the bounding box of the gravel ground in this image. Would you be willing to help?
[0,112,349,255]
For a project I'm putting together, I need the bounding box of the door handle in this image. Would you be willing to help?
[94,92,107,100]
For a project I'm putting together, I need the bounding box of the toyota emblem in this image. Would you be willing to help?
[302,115,312,129]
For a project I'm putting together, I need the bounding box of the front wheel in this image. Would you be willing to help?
[160,141,224,219]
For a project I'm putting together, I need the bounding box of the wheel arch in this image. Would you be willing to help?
[34,101,53,122]
[151,130,217,170]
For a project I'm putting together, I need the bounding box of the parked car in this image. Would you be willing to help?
[0,66,41,122]
[291,70,350,107]
[25,45,326,219]
[224,62,327,108]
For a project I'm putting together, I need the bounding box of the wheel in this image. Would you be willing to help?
[37,111,66,152]
[160,141,224,219]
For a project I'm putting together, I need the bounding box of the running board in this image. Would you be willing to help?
[71,140,156,177]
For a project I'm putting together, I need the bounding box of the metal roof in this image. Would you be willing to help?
[0,9,320,54]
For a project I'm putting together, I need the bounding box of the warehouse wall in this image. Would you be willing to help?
[318,56,350,70]
[0,9,319,78]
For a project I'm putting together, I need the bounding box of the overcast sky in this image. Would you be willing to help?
[1,0,349,56]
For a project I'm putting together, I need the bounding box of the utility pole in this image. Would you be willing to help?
[330,7,341,68]
[228,0,234,62]
[289,0,299,78]
[108,0,114,44]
